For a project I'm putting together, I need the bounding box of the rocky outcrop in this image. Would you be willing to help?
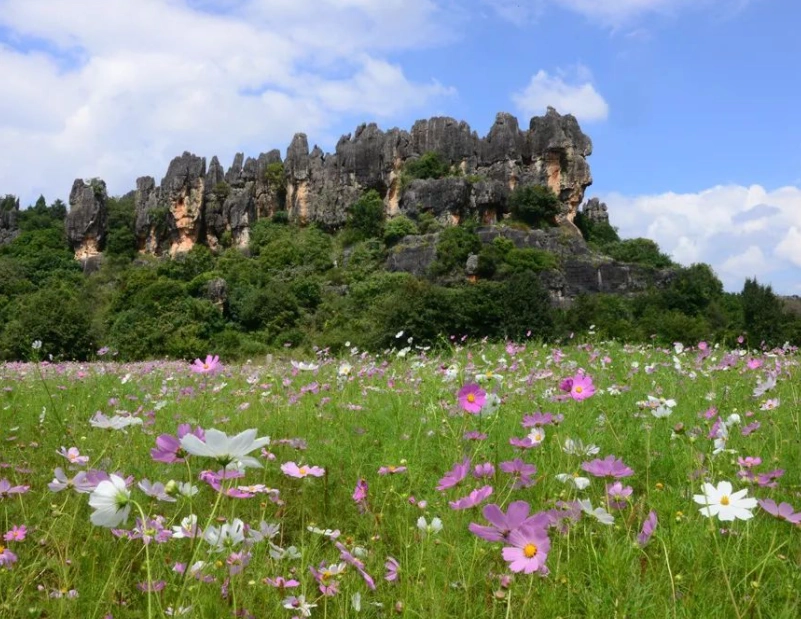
[0,197,20,246]
[65,179,108,264]
[581,197,610,224]
[94,109,593,256]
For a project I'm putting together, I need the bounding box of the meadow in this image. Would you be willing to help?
[0,337,799,618]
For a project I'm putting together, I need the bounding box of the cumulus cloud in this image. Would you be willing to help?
[512,65,609,122]
[599,184,801,293]
[0,0,455,203]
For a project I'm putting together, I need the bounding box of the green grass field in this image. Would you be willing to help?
[0,339,799,618]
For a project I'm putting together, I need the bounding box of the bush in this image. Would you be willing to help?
[403,152,451,181]
[497,271,554,340]
[417,212,442,235]
[345,190,385,242]
[574,212,620,246]
[383,215,419,245]
[430,225,482,276]
[501,248,558,274]
[602,238,673,269]
[272,210,289,225]
[508,185,560,228]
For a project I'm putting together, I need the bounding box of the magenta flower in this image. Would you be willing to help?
[281,462,325,478]
[473,463,495,479]
[469,500,549,542]
[57,447,89,466]
[263,576,300,589]
[352,478,368,513]
[637,511,658,547]
[3,525,26,542]
[581,455,634,479]
[500,459,537,489]
[384,556,400,582]
[521,412,560,427]
[378,465,407,475]
[0,546,18,568]
[758,499,801,523]
[501,524,551,574]
[756,469,784,488]
[138,480,176,502]
[0,480,30,499]
[606,482,633,509]
[457,383,486,414]
[151,425,205,464]
[449,485,493,510]
[463,431,487,441]
[436,457,471,491]
[334,542,375,590]
[569,373,595,401]
[191,354,222,374]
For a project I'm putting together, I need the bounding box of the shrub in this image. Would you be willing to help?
[497,271,554,340]
[272,210,289,225]
[602,238,673,269]
[383,215,419,245]
[429,225,482,276]
[501,248,558,274]
[345,190,385,242]
[264,162,286,191]
[417,211,442,235]
[403,152,451,181]
[508,185,560,228]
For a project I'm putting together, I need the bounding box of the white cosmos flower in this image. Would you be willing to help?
[180,428,270,469]
[88,474,131,527]
[578,499,615,525]
[527,427,546,446]
[647,396,676,419]
[291,361,319,371]
[89,412,143,430]
[203,518,246,552]
[555,473,591,490]
[693,481,757,521]
[562,438,600,457]
[417,516,443,535]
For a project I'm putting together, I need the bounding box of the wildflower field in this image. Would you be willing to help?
[1,339,800,618]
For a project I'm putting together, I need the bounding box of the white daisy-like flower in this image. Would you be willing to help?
[203,518,245,552]
[88,474,131,527]
[290,361,319,372]
[180,428,270,469]
[562,438,600,457]
[89,412,143,430]
[416,516,443,535]
[527,427,546,446]
[578,499,615,525]
[693,481,757,521]
[647,396,677,419]
[555,473,591,490]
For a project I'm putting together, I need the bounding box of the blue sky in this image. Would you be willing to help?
[0,0,799,292]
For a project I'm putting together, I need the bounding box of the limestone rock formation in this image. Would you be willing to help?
[65,178,108,263]
[0,197,20,246]
[582,197,610,224]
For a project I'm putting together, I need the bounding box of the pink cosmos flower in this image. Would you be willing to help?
[263,576,300,589]
[57,447,89,466]
[581,455,634,479]
[448,485,493,510]
[521,412,559,428]
[501,524,551,574]
[568,373,595,401]
[334,542,375,590]
[737,457,762,469]
[0,547,18,568]
[436,457,471,491]
[0,479,30,499]
[151,425,205,464]
[606,482,633,509]
[352,479,368,513]
[469,501,549,542]
[384,556,400,582]
[281,462,325,478]
[758,499,801,523]
[3,525,26,542]
[378,465,407,475]
[499,459,537,489]
[473,463,495,479]
[637,511,658,547]
[457,384,486,414]
[190,355,222,375]
[463,431,487,441]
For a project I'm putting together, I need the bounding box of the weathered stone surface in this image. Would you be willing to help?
[471,180,508,223]
[386,234,439,277]
[205,277,228,311]
[400,178,471,222]
[582,197,610,224]
[66,178,108,261]
[162,152,206,256]
[134,176,160,254]
[0,197,20,246]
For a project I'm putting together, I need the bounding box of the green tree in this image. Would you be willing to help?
[741,278,786,347]
[345,190,385,242]
[403,152,452,181]
[508,185,561,228]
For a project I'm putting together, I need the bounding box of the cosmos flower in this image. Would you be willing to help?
[501,523,551,574]
[693,481,757,521]
[469,501,549,542]
[385,556,400,582]
[448,485,493,510]
[436,458,471,491]
[56,447,89,466]
[637,511,658,547]
[457,384,486,414]
[190,355,222,374]
[757,499,801,524]
[88,474,131,528]
[281,462,325,478]
[581,455,634,479]
[180,429,270,469]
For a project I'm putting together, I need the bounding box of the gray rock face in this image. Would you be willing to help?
[400,178,471,222]
[582,197,610,225]
[66,178,108,260]
[386,234,439,277]
[205,277,228,311]
[98,109,595,258]
[0,197,20,246]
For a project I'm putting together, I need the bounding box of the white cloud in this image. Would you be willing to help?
[484,0,752,26]
[0,0,455,203]
[512,66,609,122]
[599,184,801,293]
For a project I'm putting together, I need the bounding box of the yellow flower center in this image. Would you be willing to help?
[467,393,476,403]
[486,372,493,378]
[0,545,4,553]
[720,495,730,506]
[523,543,538,558]
[299,467,307,476]
[574,386,583,393]
[388,465,396,472]
[203,363,209,369]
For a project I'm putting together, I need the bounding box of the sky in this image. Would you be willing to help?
[0,0,799,293]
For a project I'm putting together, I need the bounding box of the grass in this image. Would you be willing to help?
[0,339,799,618]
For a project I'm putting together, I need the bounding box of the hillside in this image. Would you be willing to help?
[0,110,796,360]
